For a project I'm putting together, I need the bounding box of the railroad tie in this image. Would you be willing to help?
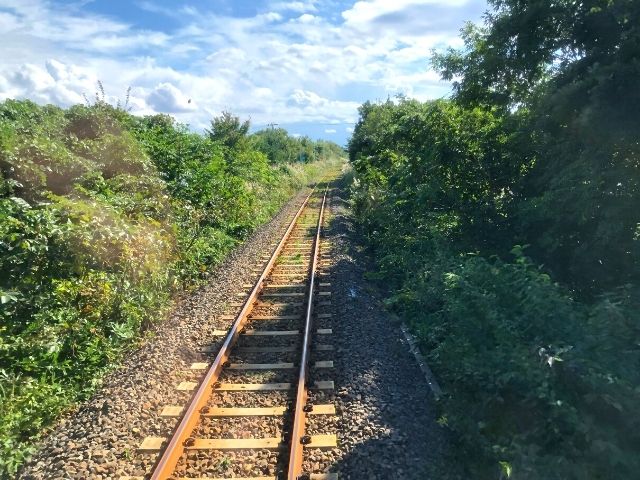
[187,360,334,370]
[137,435,337,452]
[159,404,336,418]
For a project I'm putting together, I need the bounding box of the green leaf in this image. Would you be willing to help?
[499,461,512,478]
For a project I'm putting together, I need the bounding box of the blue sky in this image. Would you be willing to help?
[0,0,487,144]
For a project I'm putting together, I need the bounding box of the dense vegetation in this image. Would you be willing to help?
[252,126,344,165]
[0,98,341,475]
[349,1,639,478]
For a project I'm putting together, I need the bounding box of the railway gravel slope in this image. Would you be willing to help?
[319,177,454,480]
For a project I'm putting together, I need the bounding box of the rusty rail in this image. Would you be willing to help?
[287,187,328,480]
[150,187,317,479]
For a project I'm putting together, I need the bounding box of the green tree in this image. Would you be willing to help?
[348,1,640,476]
[206,111,250,150]
[251,127,298,164]
[433,0,640,292]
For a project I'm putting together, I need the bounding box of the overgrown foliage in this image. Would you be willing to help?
[349,0,640,478]
[251,127,344,165]
[432,0,640,293]
[0,98,342,476]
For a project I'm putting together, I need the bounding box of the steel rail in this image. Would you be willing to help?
[150,187,318,479]
[287,186,329,480]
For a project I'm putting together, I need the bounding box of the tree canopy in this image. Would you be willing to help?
[349,1,640,478]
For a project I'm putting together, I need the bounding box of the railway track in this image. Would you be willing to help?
[123,183,338,480]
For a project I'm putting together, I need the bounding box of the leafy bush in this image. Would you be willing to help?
[349,95,640,478]
[387,250,640,479]
[349,2,640,476]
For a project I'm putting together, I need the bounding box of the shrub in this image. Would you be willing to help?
[349,96,640,478]
[388,250,640,479]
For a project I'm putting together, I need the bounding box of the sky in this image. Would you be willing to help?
[0,0,487,144]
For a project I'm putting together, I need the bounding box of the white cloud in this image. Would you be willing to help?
[260,12,284,23]
[343,0,471,24]
[296,14,318,24]
[0,11,19,32]
[0,61,95,106]
[146,82,196,113]
[87,31,170,52]
[287,89,324,108]
[325,128,337,133]
[284,89,359,122]
[271,1,317,13]
[0,0,485,137]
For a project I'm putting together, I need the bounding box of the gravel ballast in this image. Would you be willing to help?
[19,177,456,480]
[311,178,457,480]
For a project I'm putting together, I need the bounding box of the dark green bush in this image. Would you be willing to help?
[251,127,345,165]
[349,95,640,478]
[388,250,640,479]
